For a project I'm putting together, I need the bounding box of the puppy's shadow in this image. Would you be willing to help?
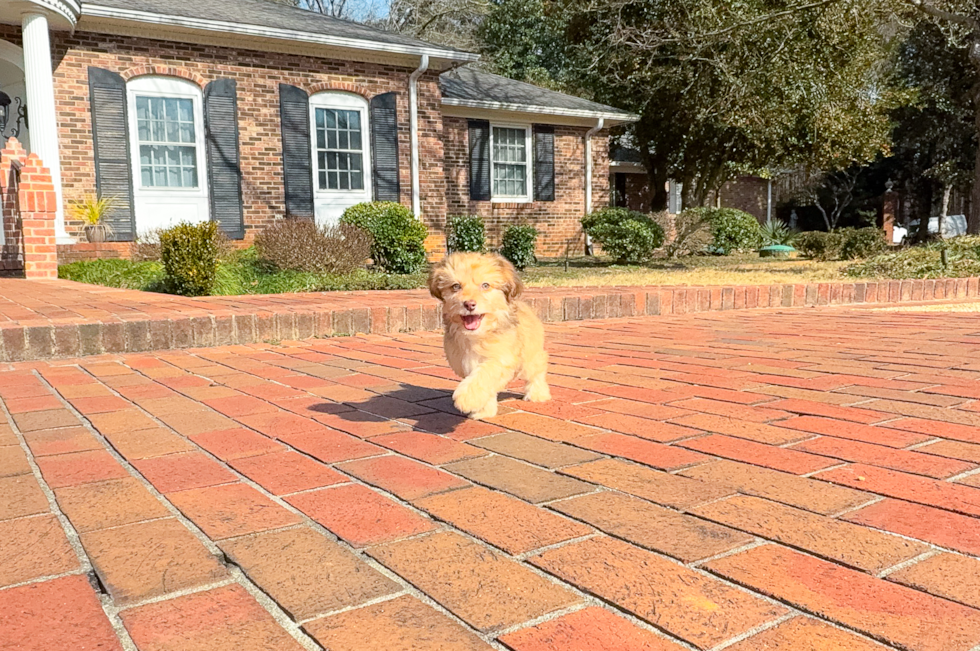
[324,383,522,433]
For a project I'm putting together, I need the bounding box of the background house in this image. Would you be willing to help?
[0,0,634,270]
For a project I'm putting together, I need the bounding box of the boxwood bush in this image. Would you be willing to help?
[685,208,763,254]
[500,224,538,270]
[839,227,886,260]
[159,221,221,296]
[341,202,427,274]
[447,215,486,253]
[797,228,885,261]
[581,208,665,264]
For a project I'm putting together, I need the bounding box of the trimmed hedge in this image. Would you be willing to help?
[685,207,763,254]
[500,224,538,270]
[341,202,428,274]
[447,215,487,253]
[582,208,665,264]
[159,221,221,296]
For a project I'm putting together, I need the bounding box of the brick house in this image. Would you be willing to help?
[0,0,634,267]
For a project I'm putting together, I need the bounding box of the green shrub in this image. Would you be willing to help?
[447,215,486,253]
[843,235,980,279]
[340,202,427,274]
[581,207,665,264]
[255,219,373,274]
[795,231,844,261]
[655,210,712,258]
[759,221,798,247]
[687,208,763,254]
[159,221,221,296]
[500,224,538,270]
[838,227,886,260]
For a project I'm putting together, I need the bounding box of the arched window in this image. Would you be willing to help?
[126,76,209,231]
[309,91,371,224]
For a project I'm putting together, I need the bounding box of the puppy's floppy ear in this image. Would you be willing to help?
[494,254,524,302]
[427,259,450,301]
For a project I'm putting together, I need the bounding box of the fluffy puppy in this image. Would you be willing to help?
[428,252,550,420]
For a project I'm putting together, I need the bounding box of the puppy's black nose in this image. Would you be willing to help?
[463,301,477,312]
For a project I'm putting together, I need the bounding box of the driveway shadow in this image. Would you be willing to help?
[326,383,521,434]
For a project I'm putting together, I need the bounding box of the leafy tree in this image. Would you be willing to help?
[478,0,902,210]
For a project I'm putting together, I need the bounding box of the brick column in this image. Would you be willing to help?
[18,153,58,279]
[883,184,897,246]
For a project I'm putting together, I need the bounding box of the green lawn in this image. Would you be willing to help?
[59,248,857,295]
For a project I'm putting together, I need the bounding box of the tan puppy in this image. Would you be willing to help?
[428,252,550,420]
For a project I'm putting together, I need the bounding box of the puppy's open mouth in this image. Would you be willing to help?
[461,314,484,331]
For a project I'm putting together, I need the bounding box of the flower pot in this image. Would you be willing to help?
[85,224,107,243]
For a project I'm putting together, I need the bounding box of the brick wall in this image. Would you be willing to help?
[716,176,769,223]
[0,25,447,249]
[443,116,610,257]
[0,137,58,278]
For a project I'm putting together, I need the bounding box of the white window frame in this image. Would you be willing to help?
[126,76,208,198]
[309,92,371,196]
[490,122,532,203]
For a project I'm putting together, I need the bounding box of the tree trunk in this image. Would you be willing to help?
[971,123,980,233]
[970,51,980,233]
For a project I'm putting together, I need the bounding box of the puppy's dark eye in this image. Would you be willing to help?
[451,283,462,292]
[481,283,490,290]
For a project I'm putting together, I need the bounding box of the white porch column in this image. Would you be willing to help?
[22,11,70,243]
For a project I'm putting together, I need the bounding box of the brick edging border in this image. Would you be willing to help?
[2,277,977,362]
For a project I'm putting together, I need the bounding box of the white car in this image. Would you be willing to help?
[892,215,967,244]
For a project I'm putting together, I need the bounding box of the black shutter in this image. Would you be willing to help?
[468,119,491,201]
[204,79,244,239]
[88,67,135,242]
[279,83,314,218]
[370,92,400,202]
[533,125,555,202]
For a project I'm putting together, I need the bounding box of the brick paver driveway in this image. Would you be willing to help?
[4,305,980,650]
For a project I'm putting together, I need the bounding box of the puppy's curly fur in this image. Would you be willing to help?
[428,252,550,420]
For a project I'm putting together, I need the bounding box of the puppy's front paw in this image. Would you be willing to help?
[453,381,490,415]
[523,380,551,403]
[468,400,498,421]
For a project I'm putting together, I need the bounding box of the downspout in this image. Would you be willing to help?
[584,118,604,255]
[767,178,773,225]
[409,54,429,219]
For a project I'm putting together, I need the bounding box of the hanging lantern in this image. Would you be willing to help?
[0,92,10,136]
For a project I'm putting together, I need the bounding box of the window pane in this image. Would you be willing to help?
[136,97,149,120]
[319,171,327,190]
[183,167,197,188]
[154,166,167,187]
[350,153,363,174]
[348,111,360,130]
[338,111,348,130]
[325,110,336,129]
[178,99,193,122]
[350,131,361,150]
[141,167,152,186]
[316,128,326,150]
[339,172,350,190]
[338,131,348,150]
[350,170,363,190]
[328,171,338,189]
[327,130,337,149]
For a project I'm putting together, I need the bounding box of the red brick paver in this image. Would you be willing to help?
[3,303,980,650]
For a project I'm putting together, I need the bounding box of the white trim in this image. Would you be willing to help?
[489,122,532,204]
[81,4,478,63]
[585,118,604,216]
[309,91,371,225]
[442,97,636,122]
